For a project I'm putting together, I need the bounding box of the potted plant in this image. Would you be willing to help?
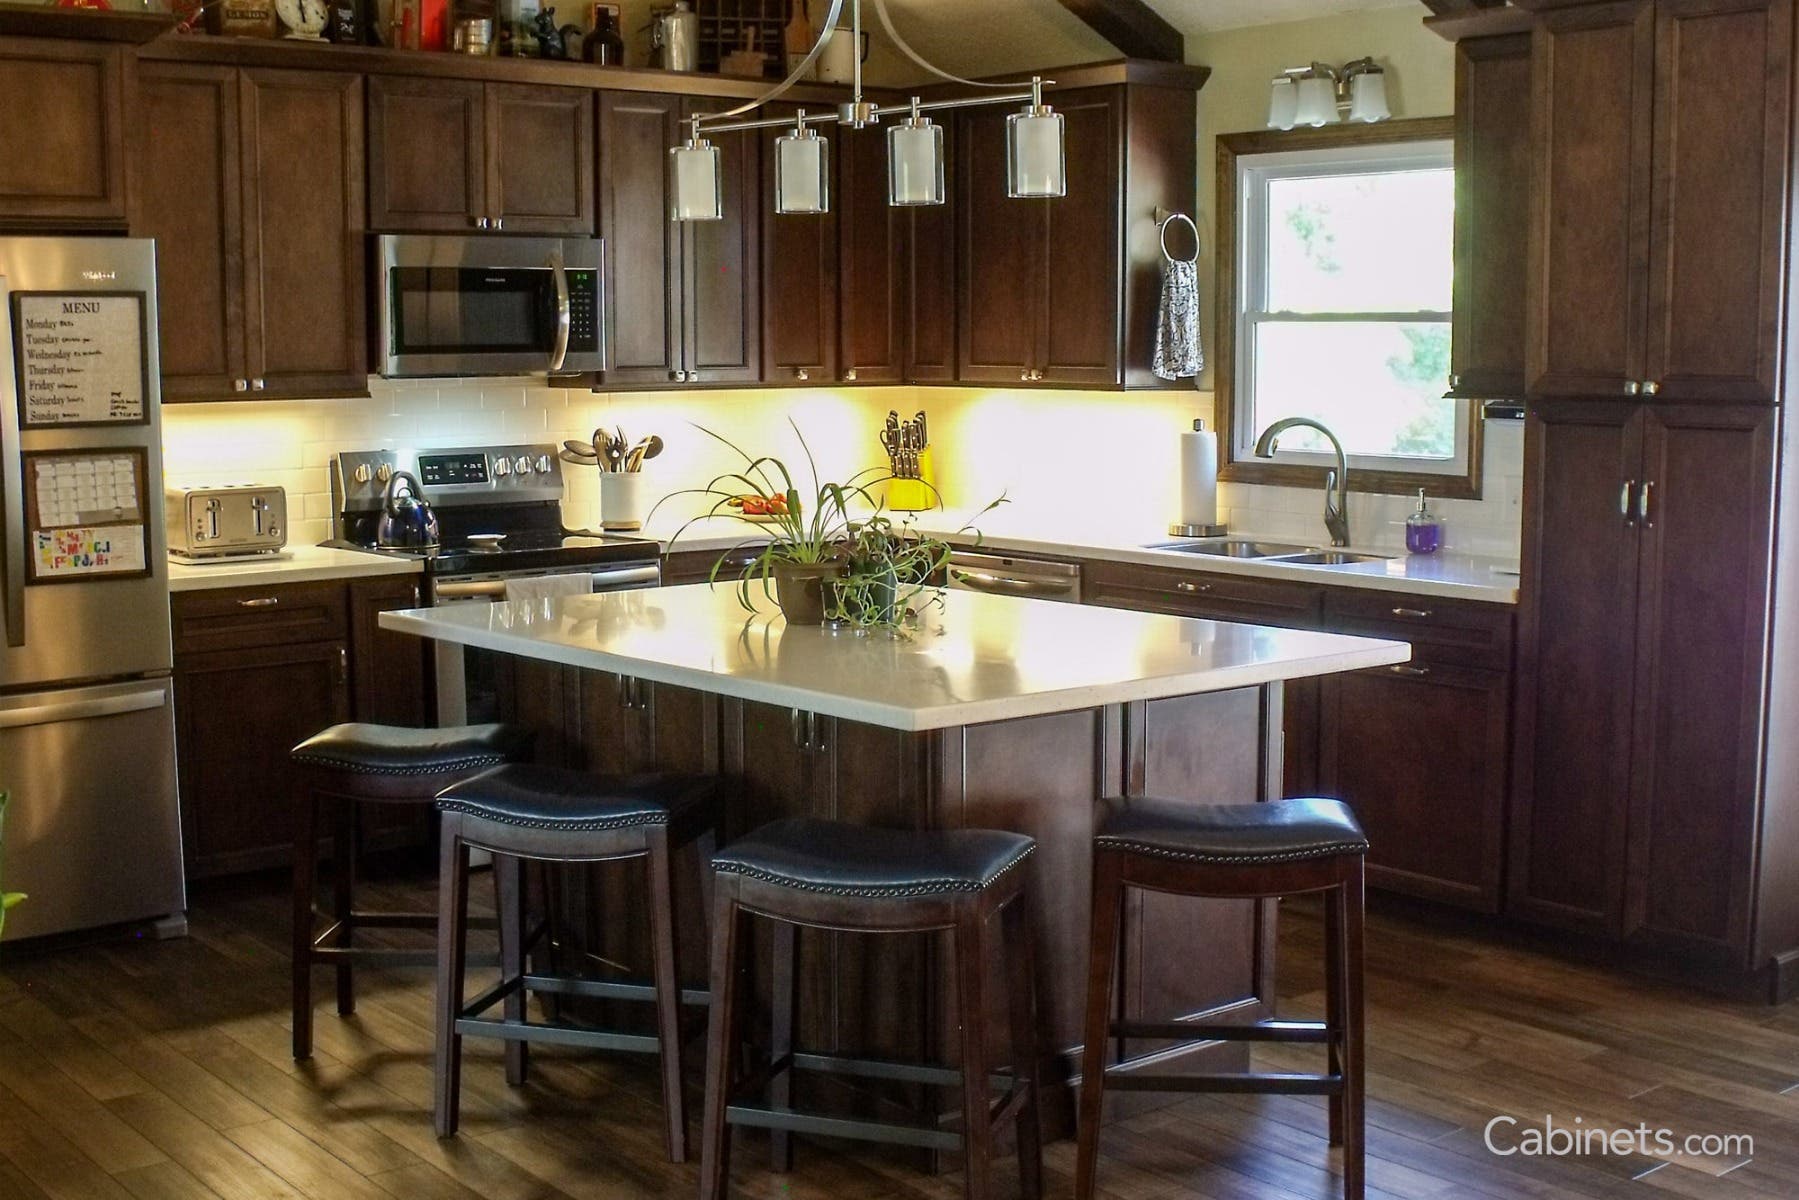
[826,514,960,632]
[0,792,24,944]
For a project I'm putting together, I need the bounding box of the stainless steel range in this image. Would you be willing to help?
[330,443,662,724]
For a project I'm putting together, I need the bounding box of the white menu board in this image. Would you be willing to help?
[12,292,148,427]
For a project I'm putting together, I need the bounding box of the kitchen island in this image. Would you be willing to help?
[380,586,1409,1132]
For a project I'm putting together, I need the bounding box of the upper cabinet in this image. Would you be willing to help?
[1449,34,1532,400]
[133,64,366,402]
[1527,0,1789,403]
[0,38,127,228]
[367,75,594,235]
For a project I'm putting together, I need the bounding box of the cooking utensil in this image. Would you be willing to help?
[638,434,664,464]
[375,471,440,550]
[563,439,598,459]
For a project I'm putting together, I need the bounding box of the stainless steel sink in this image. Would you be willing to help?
[1143,539,1312,559]
[1271,551,1393,566]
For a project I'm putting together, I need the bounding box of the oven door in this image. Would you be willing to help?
[430,562,661,726]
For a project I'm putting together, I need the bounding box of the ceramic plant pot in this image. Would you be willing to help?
[770,559,846,625]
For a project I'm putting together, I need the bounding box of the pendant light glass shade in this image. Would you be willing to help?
[1295,74,1340,127]
[1007,104,1066,198]
[775,125,830,214]
[888,112,945,206]
[1347,69,1390,123]
[669,136,722,222]
[1267,76,1299,130]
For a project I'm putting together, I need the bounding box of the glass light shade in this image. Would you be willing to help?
[1266,77,1298,130]
[775,128,830,215]
[1295,74,1340,127]
[1348,71,1390,123]
[1007,107,1066,198]
[668,140,722,222]
[887,118,945,206]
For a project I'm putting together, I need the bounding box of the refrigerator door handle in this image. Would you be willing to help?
[0,271,24,648]
[0,685,169,731]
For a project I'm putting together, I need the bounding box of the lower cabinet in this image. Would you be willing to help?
[172,575,430,879]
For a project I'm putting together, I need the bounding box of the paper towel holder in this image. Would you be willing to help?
[1170,416,1228,539]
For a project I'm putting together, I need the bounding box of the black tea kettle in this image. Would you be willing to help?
[376,471,440,550]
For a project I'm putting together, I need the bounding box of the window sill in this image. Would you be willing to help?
[1219,458,1483,501]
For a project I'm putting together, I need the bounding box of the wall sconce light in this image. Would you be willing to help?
[1267,58,1390,131]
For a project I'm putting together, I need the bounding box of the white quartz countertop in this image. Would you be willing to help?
[167,544,422,593]
[646,507,1519,605]
[378,584,1411,732]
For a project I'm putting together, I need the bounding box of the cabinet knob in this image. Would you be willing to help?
[795,368,809,381]
[233,378,248,392]
[1448,373,1462,389]
[493,218,504,231]
[1642,380,1660,396]
[1020,370,1032,382]
[251,378,265,392]
[844,368,858,382]
[1624,380,1640,396]
[475,216,490,230]
[1031,369,1044,381]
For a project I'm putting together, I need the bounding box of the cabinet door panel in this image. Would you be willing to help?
[957,105,1039,383]
[348,575,428,726]
[1527,1,1654,398]
[1451,34,1532,400]
[1625,406,1773,956]
[598,92,683,385]
[366,75,484,233]
[1644,0,1789,403]
[0,39,125,225]
[904,116,957,383]
[1321,662,1509,911]
[838,123,903,384]
[683,99,761,385]
[488,83,595,234]
[1039,88,1122,387]
[759,105,837,382]
[240,69,366,398]
[1508,403,1641,932]
[132,64,244,401]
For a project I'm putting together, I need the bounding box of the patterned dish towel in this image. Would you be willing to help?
[1152,255,1203,381]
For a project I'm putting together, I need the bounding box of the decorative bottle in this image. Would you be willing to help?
[1405,488,1442,555]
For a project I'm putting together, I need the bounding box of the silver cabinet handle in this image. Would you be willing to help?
[233,378,248,392]
[796,368,809,380]
[791,706,805,747]
[844,368,858,382]
[1175,581,1211,594]
[1389,664,1431,678]
[1638,480,1654,527]
[1032,369,1044,381]
[547,248,571,373]
[1390,607,1433,619]
[237,596,279,608]
[1020,369,1032,382]
[1448,373,1462,389]
[0,685,168,731]
[493,217,504,231]
[1624,380,1640,396]
[1642,380,1660,396]
[335,644,348,686]
[251,378,265,391]
[475,216,490,230]
[1620,479,1637,523]
[951,571,1075,599]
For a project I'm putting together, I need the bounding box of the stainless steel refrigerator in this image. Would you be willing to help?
[0,237,185,942]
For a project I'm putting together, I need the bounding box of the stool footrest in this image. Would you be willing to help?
[725,1103,962,1153]
[1102,1069,1343,1096]
[782,1050,1017,1094]
[520,972,711,1009]
[455,1014,661,1054]
[1111,1019,1331,1044]
[310,946,500,968]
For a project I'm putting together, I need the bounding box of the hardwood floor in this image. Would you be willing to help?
[2,866,1797,1199]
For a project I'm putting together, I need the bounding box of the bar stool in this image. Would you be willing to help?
[699,817,1043,1200]
[1074,796,1368,1200]
[289,721,534,1061]
[432,762,718,1162]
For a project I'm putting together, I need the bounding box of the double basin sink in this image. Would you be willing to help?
[1141,539,1392,567]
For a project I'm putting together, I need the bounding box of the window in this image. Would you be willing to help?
[1218,120,1478,498]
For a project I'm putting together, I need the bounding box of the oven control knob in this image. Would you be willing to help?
[492,456,511,477]
[535,454,552,474]
[513,455,532,476]
[352,463,372,485]
[375,463,394,485]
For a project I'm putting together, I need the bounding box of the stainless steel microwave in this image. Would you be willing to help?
[376,234,605,378]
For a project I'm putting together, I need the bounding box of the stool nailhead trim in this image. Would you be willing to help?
[710,845,1035,898]
[1094,838,1369,865]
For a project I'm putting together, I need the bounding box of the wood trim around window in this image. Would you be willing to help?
[1214,117,1483,500]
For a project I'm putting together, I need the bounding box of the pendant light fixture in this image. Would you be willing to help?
[668,0,1066,222]
[774,110,830,214]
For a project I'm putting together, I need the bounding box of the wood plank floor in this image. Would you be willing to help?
[2,867,1797,1199]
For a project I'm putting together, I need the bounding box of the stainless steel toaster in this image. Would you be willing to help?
[166,483,287,559]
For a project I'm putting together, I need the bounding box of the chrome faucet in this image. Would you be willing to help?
[1253,417,1351,548]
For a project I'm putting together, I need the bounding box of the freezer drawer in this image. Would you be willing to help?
[0,678,185,941]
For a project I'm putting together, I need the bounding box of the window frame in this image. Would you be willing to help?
[1215,118,1482,500]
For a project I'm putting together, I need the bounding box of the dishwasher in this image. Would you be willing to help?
[945,551,1083,603]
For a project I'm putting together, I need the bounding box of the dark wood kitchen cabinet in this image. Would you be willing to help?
[1527,0,1788,403]
[759,105,838,384]
[1449,33,1532,400]
[1511,401,1774,959]
[957,78,1197,389]
[366,75,594,235]
[132,64,366,402]
[348,575,429,727]
[597,92,759,387]
[0,38,127,228]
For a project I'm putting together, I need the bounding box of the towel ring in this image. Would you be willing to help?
[1157,211,1200,265]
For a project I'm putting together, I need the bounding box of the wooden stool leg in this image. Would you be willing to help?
[955,907,995,1200]
[433,823,472,1138]
[1324,885,1345,1148]
[768,919,798,1172]
[1074,851,1126,1200]
[334,797,359,1017]
[291,789,320,1061]
[1001,893,1043,1200]
[699,884,745,1200]
[647,830,689,1164]
[1341,863,1366,1200]
[537,862,565,1022]
[495,852,528,1087]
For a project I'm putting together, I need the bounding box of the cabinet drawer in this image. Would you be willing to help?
[1322,590,1514,670]
[1086,561,1323,628]
[172,581,349,655]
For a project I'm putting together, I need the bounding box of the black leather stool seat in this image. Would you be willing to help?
[291,722,533,778]
[1096,796,1368,865]
[712,817,1035,898]
[436,763,716,831]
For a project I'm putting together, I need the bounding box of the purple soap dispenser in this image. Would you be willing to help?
[1406,488,1442,555]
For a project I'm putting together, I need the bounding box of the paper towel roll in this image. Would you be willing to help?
[1179,419,1219,527]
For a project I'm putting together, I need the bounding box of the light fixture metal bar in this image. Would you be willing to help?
[697,0,847,123]
[693,89,1043,137]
